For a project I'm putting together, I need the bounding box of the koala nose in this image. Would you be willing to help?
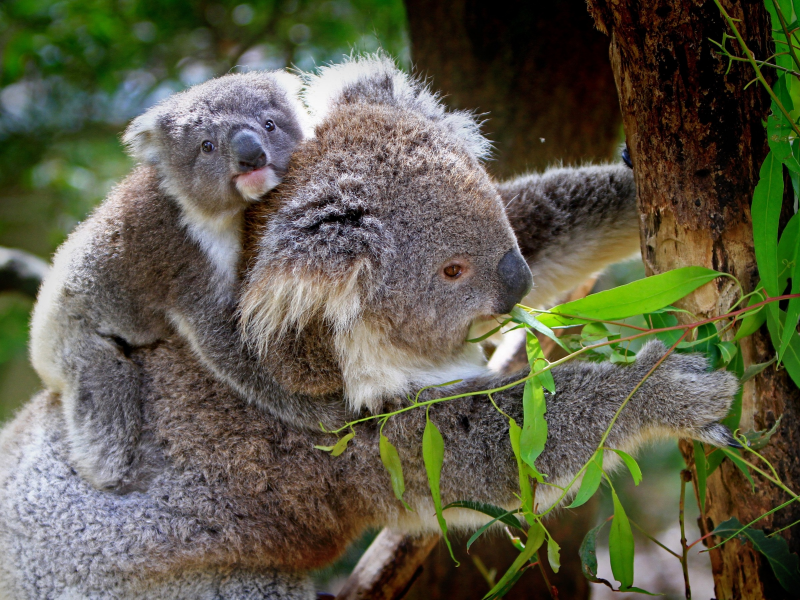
[496,249,532,314]
[232,129,268,172]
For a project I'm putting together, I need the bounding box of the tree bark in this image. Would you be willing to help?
[404,0,622,178]
[587,1,799,598]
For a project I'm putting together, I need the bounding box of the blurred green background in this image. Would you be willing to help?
[0,0,409,421]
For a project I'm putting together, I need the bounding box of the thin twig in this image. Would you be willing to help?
[679,470,693,600]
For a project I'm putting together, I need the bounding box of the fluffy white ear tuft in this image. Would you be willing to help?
[303,53,491,161]
[268,69,315,140]
[121,107,163,165]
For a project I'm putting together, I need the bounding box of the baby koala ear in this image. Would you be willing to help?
[122,106,164,165]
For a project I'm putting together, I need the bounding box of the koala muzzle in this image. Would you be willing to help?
[496,249,533,314]
[232,129,268,172]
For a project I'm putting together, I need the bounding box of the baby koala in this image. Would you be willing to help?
[30,71,310,493]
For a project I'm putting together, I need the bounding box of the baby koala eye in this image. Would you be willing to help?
[201,141,215,153]
[264,119,276,132]
[442,263,463,279]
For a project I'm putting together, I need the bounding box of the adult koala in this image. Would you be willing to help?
[0,56,736,598]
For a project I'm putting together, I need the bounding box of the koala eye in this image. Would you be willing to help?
[201,141,215,153]
[442,263,463,279]
[265,119,276,132]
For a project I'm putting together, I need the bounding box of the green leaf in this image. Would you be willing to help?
[331,432,355,456]
[722,345,745,432]
[712,517,800,591]
[609,489,635,589]
[742,415,783,451]
[547,535,561,574]
[509,419,535,511]
[538,267,723,328]
[740,357,777,384]
[611,449,642,486]
[483,521,545,600]
[716,341,738,366]
[646,312,682,347]
[525,332,555,393]
[511,306,569,354]
[579,521,614,588]
[751,150,784,299]
[721,447,756,491]
[380,434,412,511]
[567,450,604,508]
[520,377,548,471]
[465,508,524,551]
[705,448,725,477]
[693,441,708,513]
[766,308,800,388]
[423,416,458,565]
[314,431,355,456]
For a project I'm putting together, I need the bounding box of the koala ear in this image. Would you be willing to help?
[240,174,386,357]
[303,53,491,161]
[121,107,163,165]
[267,69,315,140]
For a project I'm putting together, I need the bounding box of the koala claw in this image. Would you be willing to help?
[696,422,741,448]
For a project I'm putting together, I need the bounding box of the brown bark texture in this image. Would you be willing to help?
[587,1,799,598]
[404,0,622,178]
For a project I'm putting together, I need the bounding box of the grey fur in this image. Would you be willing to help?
[2,56,738,597]
[29,71,309,492]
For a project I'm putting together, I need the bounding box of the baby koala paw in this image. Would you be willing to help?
[633,340,740,447]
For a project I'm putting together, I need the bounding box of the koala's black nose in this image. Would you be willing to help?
[232,129,267,172]
[496,249,532,314]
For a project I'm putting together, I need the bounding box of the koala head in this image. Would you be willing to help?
[123,71,310,219]
[241,55,531,412]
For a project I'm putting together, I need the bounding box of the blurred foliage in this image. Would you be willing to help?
[0,0,409,418]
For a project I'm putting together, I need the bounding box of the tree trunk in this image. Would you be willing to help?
[587,1,799,598]
[404,0,622,178]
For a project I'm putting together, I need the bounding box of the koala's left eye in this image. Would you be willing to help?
[443,264,463,279]
[265,120,276,132]
[201,141,215,153]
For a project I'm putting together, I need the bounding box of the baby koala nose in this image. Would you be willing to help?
[232,129,268,172]
[496,248,533,314]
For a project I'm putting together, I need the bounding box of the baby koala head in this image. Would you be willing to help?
[123,71,310,219]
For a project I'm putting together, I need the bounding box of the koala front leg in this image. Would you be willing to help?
[388,341,737,516]
[62,333,160,493]
[500,163,640,307]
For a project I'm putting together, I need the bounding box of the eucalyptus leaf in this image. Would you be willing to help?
[526,332,555,393]
[380,434,412,511]
[751,150,783,299]
[717,341,738,366]
[693,441,708,513]
[742,415,783,451]
[721,447,756,492]
[537,267,723,328]
[567,451,604,508]
[510,306,569,354]
[520,377,548,472]
[509,419,535,511]
[646,312,683,347]
[740,357,777,384]
[423,416,458,564]
[579,521,614,588]
[547,535,561,574]
[609,490,635,589]
[483,521,545,600]
[465,508,523,551]
[611,449,643,486]
[712,517,800,591]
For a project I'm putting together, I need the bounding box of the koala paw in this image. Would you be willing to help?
[634,340,740,447]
